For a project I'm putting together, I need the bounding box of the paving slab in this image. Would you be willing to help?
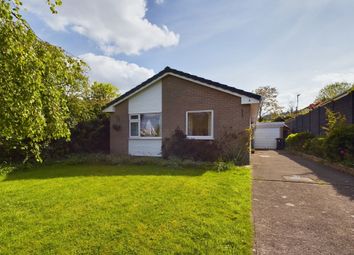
[252,150,354,255]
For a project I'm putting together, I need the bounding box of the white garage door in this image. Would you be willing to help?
[254,127,280,149]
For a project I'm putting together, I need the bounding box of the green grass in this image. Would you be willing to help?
[0,163,252,254]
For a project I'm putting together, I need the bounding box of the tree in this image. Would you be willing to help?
[64,81,119,127]
[254,86,282,121]
[0,0,89,162]
[1,1,62,18]
[42,82,119,159]
[287,100,296,114]
[90,82,119,115]
[315,82,352,102]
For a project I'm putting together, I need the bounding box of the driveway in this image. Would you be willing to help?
[252,150,354,255]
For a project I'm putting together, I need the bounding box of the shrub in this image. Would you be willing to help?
[214,161,234,172]
[42,115,110,160]
[216,127,251,165]
[285,132,314,150]
[322,109,354,162]
[325,125,354,161]
[162,127,250,165]
[161,128,186,159]
[1,114,110,164]
[162,128,219,162]
[304,137,326,158]
[0,140,22,163]
[286,109,354,164]
[0,163,15,176]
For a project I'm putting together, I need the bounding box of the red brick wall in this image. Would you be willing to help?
[162,75,251,138]
[110,100,129,155]
[161,75,251,163]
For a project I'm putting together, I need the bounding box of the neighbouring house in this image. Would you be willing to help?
[103,67,261,163]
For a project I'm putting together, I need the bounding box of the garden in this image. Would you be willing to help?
[0,159,253,254]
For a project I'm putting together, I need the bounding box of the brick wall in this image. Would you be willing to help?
[162,75,251,138]
[162,75,251,163]
[110,100,129,155]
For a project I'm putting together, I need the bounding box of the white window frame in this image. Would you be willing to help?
[185,110,214,140]
[129,113,162,140]
[129,114,140,138]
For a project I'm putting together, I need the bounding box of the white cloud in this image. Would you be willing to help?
[25,0,179,55]
[313,70,354,84]
[155,0,165,4]
[79,53,155,92]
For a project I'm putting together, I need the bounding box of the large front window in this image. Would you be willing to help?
[130,113,161,138]
[186,110,213,139]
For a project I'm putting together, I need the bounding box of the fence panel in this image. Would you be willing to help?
[295,115,303,132]
[310,108,320,135]
[285,91,353,136]
[333,93,353,124]
[302,113,310,132]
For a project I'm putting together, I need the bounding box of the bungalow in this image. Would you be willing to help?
[103,67,261,163]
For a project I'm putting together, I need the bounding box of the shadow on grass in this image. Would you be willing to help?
[278,151,354,201]
[3,163,209,181]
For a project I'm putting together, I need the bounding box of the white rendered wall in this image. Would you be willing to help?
[128,139,162,157]
[128,81,162,114]
[128,81,162,156]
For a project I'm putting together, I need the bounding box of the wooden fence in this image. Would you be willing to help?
[286,91,354,135]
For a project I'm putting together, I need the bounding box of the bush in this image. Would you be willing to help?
[0,163,15,176]
[285,132,314,150]
[286,109,354,165]
[162,128,219,162]
[42,115,110,160]
[324,124,354,162]
[322,109,354,162]
[304,137,326,158]
[0,140,26,163]
[216,127,251,165]
[0,114,110,165]
[162,128,250,165]
[214,161,234,172]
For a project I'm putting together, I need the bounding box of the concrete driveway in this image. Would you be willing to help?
[252,150,354,255]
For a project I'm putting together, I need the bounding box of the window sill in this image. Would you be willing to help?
[129,137,162,140]
[186,136,214,140]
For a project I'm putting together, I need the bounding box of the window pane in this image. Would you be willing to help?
[140,113,161,137]
[130,122,139,136]
[188,112,211,136]
[130,115,139,120]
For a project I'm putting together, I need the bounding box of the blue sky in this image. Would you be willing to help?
[23,0,354,109]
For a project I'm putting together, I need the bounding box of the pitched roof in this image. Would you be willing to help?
[104,66,261,110]
[256,122,286,128]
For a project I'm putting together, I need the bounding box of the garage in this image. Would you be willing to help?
[254,122,285,149]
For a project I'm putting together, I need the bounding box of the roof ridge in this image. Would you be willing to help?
[103,67,261,110]
[164,67,259,99]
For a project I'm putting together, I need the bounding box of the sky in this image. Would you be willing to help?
[22,0,354,109]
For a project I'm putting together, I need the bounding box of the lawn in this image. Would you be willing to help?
[0,163,252,254]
